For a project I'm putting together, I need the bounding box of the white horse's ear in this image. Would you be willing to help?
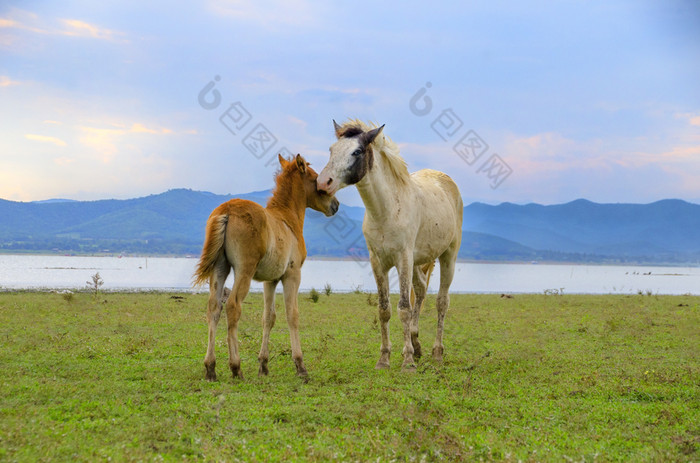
[363,124,385,145]
[295,153,306,173]
[333,119,343,138]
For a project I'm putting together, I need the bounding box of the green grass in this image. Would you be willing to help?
[0,291,698,462]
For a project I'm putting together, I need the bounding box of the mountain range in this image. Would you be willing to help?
[1,189,698,264]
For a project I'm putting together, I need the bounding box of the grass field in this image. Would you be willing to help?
[0,290,698,462]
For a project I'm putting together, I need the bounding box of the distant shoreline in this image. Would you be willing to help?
[1,251,697,268]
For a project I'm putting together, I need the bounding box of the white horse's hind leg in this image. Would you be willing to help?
[396,252,416,371]
[204,257,230,381]
[258,280,278,376]
[433,250,457,362]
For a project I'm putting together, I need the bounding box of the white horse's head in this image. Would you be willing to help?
[317,120,384,195]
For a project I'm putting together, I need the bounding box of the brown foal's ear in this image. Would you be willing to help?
[278,153,288,168]
[295,153,306,173]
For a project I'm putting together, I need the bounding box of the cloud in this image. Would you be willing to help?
[77,122,175,162]
[0,10,45,34]
[286,116,308,131]
[660,144,700,162]
[58,19,123,42]
[24,133,67,146]
[54,157,75,165]
[675,112,700,127]
[501,132,604,176]
[78,126,126,163]
[508,132,578,159]
[208,0,319,28]
[296,87,375,106]
[0,75,21,87]
[0,8,126,45]
[493,128,700,203]
[130,123,166,134]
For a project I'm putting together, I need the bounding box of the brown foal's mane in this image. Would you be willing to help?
[265,158,306,233]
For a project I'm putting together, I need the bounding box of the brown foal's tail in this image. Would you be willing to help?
[192,213,228,287]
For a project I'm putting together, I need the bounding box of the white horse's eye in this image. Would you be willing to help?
[352,149,362,156]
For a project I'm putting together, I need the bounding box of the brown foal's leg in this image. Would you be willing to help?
[258,280,278,376]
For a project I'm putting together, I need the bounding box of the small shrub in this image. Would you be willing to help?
[86,272,104,298]
[323,283,332,296]
[62,291,74,303]
[309,288,320,303]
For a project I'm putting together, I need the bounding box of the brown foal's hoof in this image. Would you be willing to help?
[230,365,244,380]
[205,363,217,382]
[297,369,309,383]
[294,358,308,380]
[258,359,269,377]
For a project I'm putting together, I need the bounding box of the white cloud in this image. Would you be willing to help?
[24,133,67,147]
[54,157,75,165]
[207,0,320,28]
[77,122,175,163]
[0,8,127,46]
[130,123,173,135]
[59,19,122,41]
[286,116,308,131]
[78,126,124,162]
[673,111,700,128]
[0,75,21,87]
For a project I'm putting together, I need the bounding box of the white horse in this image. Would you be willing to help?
[317,120,463,370]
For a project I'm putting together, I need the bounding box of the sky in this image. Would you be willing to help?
[1,0,699,206]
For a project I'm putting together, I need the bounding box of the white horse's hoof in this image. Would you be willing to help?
[375,360,390,370]
[401,363,417,373]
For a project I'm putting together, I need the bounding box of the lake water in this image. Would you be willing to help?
[0,255,697,295]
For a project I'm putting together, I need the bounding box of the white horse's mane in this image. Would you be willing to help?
[337,119,410,185]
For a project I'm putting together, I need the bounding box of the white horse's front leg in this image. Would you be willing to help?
[410,263,430,360]
[396,252,416,371]
[434,249,458,362]
[370,254,391,369]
